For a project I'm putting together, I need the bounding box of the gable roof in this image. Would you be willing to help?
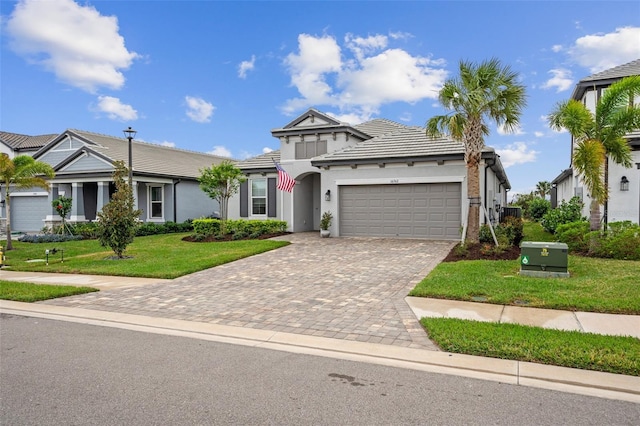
[0,131,57,151]
[271,108,371,141]
[35,129,230,179]
[572,59,640,100]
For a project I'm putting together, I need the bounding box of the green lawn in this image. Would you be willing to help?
[0,281,98,302]
[421,317,640,376]
[1,233,290,279]
[409,256,640,314]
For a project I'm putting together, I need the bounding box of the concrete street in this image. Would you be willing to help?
[2,314,639,426]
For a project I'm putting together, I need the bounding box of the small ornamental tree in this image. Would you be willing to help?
[198,160,246,235]
[97,161,142,258]
[52,196,73,235]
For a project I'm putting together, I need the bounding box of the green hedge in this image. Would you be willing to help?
[192,219,287,237]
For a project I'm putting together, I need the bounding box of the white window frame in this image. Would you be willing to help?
[251,178,267,216]
[147,184,164,222]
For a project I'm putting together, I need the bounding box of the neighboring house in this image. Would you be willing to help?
[0,129,228,233]
[228,108,511,240]
[0,131,58,158]
[551,59,640,225]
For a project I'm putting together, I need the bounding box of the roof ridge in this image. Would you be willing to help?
[69,129,234,160]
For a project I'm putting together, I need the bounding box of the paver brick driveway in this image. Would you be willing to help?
[44,234,455,349]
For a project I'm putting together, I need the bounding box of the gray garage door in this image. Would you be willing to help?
[10,195,49,233]
[339,183,461,240]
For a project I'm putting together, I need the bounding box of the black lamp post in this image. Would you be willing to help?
[123,126,137,186]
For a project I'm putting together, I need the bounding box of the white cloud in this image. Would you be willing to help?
[5,0,139,93]
[95,96,137,121]
[497,123,524,136]
[541,68,573,93]
[185,96,215,123]
[568,26,640,72]
[389,31,413,41]
[534,131,544,138]
[158,141,175,148]
[551,44,563,53]
[282,33,447,117]
[496,142,538,168]
[399,112,412,122]
[238,55,256,79]
[262,147,274,154]
[208,146,232,157]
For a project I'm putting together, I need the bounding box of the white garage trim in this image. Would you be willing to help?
[335,176,465,186]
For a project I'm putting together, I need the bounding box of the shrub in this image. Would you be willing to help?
[540,196,585,234]
[18,234,83,243]
[588,221,640,260]
[67,222,100,239]
[192,219,222,236]
[479,216,523,247]
[555,221,590,253]
[527,198,551,222]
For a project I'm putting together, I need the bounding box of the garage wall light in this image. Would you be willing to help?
[325,190,331,201]
[620,176,629,191]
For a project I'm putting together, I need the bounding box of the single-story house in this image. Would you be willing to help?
[551,59,640,225]
[228,108,511,240]
[0,129,227,233]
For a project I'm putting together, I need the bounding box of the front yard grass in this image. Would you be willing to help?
[0,281,98,302]
[1,233,290,279]
[421,317,640,376]
[408,256,640,314]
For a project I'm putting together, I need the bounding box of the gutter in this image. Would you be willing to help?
[173,179,181,222]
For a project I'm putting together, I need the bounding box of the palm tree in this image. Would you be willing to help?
[426,58,527,243]
[548,76,640,230]
[536,181,551,199]
[0,154,55,250]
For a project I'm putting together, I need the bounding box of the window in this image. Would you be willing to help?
[295,139,327,159]
[149,185,163,219]
[251,179,266,215]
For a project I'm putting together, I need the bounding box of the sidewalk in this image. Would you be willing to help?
[406,297,640,339]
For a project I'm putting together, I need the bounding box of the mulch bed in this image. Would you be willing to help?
[442,243,521,262]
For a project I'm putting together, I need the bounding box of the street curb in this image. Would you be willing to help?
[1,300,638,403]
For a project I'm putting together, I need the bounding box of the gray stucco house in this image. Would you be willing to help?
[228,108,511,240]
[551,59,640,225]
[0,129,227,233]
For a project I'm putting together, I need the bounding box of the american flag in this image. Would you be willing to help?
[274,161,296,192]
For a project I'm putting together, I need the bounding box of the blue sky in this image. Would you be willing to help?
[1,0,639,199]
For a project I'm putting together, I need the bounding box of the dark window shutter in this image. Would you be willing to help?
[268,178,277,217]
[240,180,248,217]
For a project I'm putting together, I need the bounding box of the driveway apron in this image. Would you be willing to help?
[42,234,455,349]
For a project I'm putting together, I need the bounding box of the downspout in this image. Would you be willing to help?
[483,155,496,224]
[173,179,181,223]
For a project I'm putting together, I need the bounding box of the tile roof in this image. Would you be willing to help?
[0,131,57,150]
[353,118,409,138]
[236,150,280,171]
[59,130,229,179]
[579,59,640,83]
[312,126,473,163]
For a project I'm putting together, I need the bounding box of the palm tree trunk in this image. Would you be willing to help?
[464,119,484,244]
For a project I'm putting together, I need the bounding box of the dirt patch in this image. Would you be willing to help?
[442,243,521,262]
[182,232,291,243]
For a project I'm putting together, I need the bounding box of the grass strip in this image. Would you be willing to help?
[421,317,640,376]
[0,281,98,302]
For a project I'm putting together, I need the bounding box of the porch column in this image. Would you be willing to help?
[45,184,60,222]
[132,181,139,210]
[70,182,86,222]
[96,181,109,218]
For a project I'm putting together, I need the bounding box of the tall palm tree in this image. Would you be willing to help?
[548,76,640,230]
[426,58,527,243]
[0,154,55,250]
[536,181,551,199]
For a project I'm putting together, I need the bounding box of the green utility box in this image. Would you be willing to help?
[520,242,569,278]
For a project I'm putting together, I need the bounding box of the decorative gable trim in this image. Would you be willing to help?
[281,108,341,129]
